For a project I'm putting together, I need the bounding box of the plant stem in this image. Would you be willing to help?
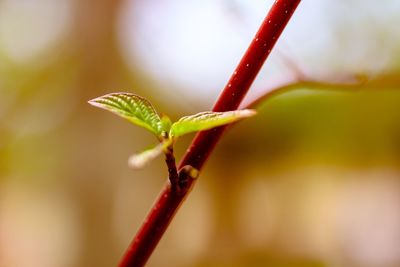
[118,1,301,266]
[164,146,179,191]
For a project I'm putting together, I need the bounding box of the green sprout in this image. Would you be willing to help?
[88,92,256,169]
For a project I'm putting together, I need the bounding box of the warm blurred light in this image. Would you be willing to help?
[118,0,277,103]
[118,0,400,105]
[335,171,400,267]
[0,0,72,65]
[0,181,81,267]
[236,177,277,247]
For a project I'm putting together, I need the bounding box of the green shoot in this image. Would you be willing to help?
[169,110,256,138]
[88,92,165,137]
[89,92,256,169]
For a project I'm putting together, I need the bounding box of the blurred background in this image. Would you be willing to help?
[1,0,400,266]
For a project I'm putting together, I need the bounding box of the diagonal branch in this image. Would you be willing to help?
[118,1,302,266]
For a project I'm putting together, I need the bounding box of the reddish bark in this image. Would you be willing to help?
[119,1,301,266]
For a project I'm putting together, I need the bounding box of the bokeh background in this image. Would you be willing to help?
[1,0,400,266]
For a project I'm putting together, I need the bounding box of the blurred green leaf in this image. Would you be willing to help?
[128,143,165,169]
[170,109,256,138]
[88,93,164,136]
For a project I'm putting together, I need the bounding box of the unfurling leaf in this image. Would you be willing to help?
[88,92,164,136]
[160,115,172,137]
[128,143,165,169]
[170,109,256,138]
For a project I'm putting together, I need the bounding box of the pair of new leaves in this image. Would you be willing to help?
[89,93,256,169]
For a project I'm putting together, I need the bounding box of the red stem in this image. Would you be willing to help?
[119,1,301,266]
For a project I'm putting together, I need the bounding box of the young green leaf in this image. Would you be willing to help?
[170,109,256,138]
[160,115,172,138]
[128,143,165,169]
[88,93,164,136]
[128,139,173,169]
